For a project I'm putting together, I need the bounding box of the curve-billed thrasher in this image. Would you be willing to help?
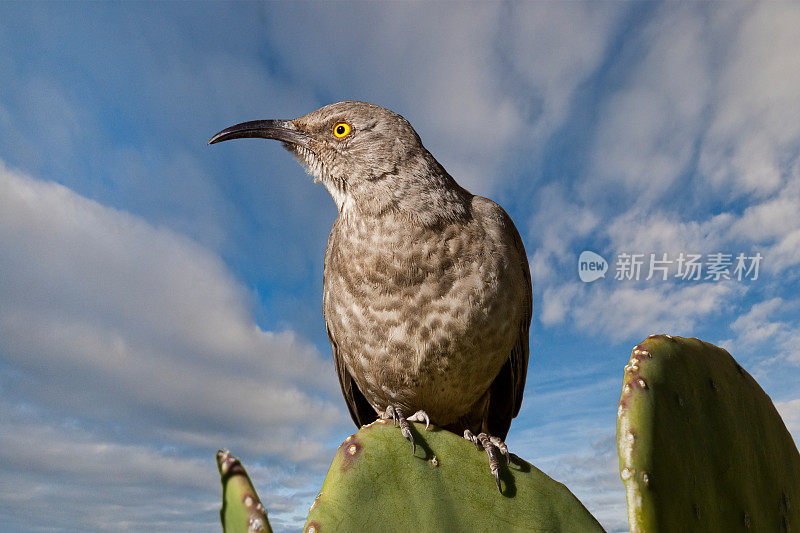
[209,102,532,490]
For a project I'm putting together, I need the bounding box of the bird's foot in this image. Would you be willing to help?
[464,430,510,492]
[380,406,430,454]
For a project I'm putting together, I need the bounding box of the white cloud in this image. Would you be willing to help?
[767,228,800,274]
[729,189,800,243]
[0,397,325,532]
[541,284,581,327]
[606,210,733,258]
[727,174,800,273]
[582,282,743,341]
[543,280,742,343]
[722,297,800,365]
[499,3,625,157]
[586,3,800,207]
[541,4,800,357]
[529,184,600,286]
[0,408,211,489]
[0,161,350,528]
[587,6,713,203]
[729,298,786,346]
[0,401,218,532]
[700,3,800,198]
[582,2,800,271]
[600,165,800,276]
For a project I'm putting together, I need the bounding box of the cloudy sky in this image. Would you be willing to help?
[1,3,799,532]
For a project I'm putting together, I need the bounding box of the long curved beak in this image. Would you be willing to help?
[207,119,311,147]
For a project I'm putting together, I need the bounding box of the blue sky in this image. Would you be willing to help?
[1,2,799,531]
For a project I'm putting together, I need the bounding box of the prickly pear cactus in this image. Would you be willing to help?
[217,449,273,533]
[303,420,604,532]
[617,335,800,532]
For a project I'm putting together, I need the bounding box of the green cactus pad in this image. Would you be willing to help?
[216,449,273,533]
[617,335,800,532]
[303,420,604,532]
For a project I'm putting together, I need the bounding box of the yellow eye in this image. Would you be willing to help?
[333,122,351,138]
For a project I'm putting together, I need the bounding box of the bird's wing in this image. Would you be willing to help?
[326,322,377,428]
[323,221,377,429]
[486,206,532,440]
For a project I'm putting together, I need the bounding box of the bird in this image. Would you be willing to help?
[209,101,532,491]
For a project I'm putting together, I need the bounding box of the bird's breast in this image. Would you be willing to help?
[323,212,523,423]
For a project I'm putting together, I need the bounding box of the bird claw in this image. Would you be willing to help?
[463,429,481,450]
[381,406,430,455]
[464,430,508,492]
[383,405,400,426]
[489,435,510,463]
[407,410,430,430]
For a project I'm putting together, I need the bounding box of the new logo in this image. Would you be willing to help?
[578,251,608,282]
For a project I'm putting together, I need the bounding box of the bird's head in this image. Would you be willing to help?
[209,101,468,222]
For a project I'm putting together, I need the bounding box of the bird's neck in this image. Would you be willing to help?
[336,153,471,227]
